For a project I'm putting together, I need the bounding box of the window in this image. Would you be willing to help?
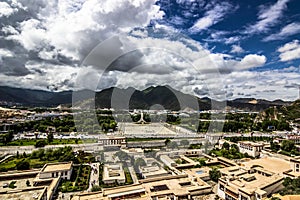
[65,171,68,176]
[241,195,248,200]
[225,194,235,200]
[219,184,225,191]
[52,173,54,177]
[56,172,59,176]
[61,172,63,176]
[296,164,299,168]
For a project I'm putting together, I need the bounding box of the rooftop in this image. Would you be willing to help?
[41,162,72,173]
[242,157,291,174]
[221,172,283,195]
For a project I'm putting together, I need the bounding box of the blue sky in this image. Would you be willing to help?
[0,0,299,100]
[154,0,300,70]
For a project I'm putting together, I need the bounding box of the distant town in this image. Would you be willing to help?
[0,99,299,200]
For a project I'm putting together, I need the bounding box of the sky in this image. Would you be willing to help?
[0,0,299,101]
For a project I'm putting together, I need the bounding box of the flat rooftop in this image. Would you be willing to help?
[242,157,291,174]
[103,163,125,181]
[221,172,283,195]
[141,174,211,198]
[41,162,72,173]
[103,184,148,199]
[0,187,46,200]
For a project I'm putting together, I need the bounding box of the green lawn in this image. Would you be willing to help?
[0,138,98,146]
[0,157,59,171]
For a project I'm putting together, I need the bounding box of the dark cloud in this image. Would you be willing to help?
[0,56,30,76]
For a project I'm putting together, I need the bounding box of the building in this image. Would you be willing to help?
[0,163,67,200]
[205,133,224,144]
[184,167,211,181]
[217,157,300,200]
[38,162,73,180]
[241,157,291,175]
[98,136,126,146]
[238,141,265,157]
[160,155,176,168]
[139,165,169,179]
[217,166,284,200]
[175,155,198,169]
[71,184,148,200]
[102,163,125,185]
[287,158,300,178]
[140,174,211,199]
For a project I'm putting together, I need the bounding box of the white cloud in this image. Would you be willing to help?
[1,25,19,35]
[8,19,47,51]
[230,45,244,54]
[264,22,300,41]
[0,49,14,58]
[189,2,235,32]
[7,0,164,60]
[245,0,290,34]
[224,68,300,100]
[1,0,297,101]
[278,40,300,61]
[0,2,16,17]
[233,54,267,70]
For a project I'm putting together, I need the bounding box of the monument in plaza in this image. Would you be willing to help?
[136,112,149,124]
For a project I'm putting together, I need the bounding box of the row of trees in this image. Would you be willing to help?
[270,140,300,156]
[210,142,250,159]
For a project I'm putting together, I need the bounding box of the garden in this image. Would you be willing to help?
[59,165,91,192]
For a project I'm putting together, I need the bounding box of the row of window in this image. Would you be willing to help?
[52,171,68,177]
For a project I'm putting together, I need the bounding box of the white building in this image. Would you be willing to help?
[160,155,176,168]
[102,163,125,185]
[238,141,264,157]
[38,162,73,180]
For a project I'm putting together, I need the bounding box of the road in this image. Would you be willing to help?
[0,143,104,154]
[87,162,100,192]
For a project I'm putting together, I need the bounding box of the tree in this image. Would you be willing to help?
[47,133,54,144]
[0,131,14,145]
[209,168,221,182]
[91,185,101,192]
[75,138,79,144]
[16,159,30,170]
[35,140,47,148]
[168,141,178,149]
[281,140,295,152]
[165,138,171,146]
[180,140,189,147]
[270,141,280,152]
[222,142,230,150]
[135,158,146,167]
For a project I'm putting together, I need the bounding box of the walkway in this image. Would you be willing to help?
[87,162,100,191]
[128,166,139,184]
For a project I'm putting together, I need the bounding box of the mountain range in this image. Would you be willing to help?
[0,86,292,111]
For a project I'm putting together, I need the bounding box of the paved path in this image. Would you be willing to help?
[128,166,139,184]
[0,155,13,164]
[87,162,100,191]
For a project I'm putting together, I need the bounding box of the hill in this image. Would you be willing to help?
[0,86,293,111]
